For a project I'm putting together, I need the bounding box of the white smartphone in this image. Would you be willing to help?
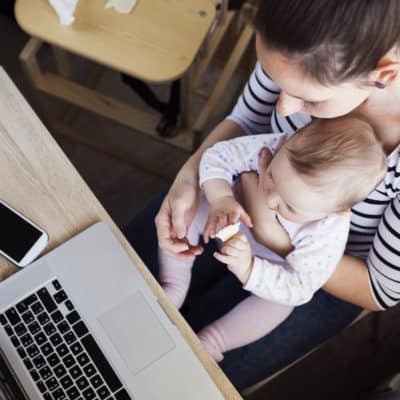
[0,199,48,267]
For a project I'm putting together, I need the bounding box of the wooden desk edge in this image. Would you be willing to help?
[0,67,241,399]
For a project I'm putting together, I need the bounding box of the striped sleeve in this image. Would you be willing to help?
[366,194,400,309]
[346,147,400,309]
[226,62,280,134]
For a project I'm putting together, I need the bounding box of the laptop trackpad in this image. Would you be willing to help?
[98,292,175,375]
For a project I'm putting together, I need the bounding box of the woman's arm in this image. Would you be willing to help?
[156,61,282,258]
[155,119,246,258]
[323,255,381,311]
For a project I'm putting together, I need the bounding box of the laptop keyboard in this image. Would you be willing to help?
[0,280,132,400]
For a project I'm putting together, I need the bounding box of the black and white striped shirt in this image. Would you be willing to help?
[226,62,400,309]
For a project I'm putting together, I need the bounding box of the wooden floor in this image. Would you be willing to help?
[2,10,400,400]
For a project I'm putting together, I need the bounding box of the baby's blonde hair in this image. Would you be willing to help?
[286,116,387,210]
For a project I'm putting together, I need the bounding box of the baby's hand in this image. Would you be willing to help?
[203,196,252,243]
[213,233,253,284]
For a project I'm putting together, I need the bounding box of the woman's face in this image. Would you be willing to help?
[255,34,371,118]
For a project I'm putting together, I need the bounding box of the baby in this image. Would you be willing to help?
[158,116,387,361]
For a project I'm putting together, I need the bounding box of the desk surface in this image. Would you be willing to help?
[0,67,241,399]
[15,0,215,83]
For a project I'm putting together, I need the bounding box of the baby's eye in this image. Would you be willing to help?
[285,203,296,214]
[304,101,320,109]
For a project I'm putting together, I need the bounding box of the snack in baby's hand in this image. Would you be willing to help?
[216,222,240,242]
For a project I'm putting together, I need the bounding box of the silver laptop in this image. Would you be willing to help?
[0,222,224,400]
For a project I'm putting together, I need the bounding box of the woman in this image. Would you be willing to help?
[124,0,400,390]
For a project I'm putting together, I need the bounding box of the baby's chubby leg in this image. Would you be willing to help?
[158,194,209,309]
[198,295,293,361]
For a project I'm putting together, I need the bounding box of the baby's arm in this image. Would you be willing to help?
[200,133,288,241]
[199,133,288,186]
[244,214,351,305]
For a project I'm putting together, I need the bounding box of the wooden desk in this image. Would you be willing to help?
[0,67,242,399]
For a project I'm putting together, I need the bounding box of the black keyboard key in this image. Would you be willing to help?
[37,380,47,393]
[115,389,131,400]
[76,353,90,367]
[60,375,73,390]
[0,314,7,325]
[16,301,28,314]
[27,344,40,358]
[41,342,53,357]
[52,280,61,291]
[54,291,67,304]
[31,302,44,315]
[57,321,69,335]
[43,393,52,400]
[56,344,69,358]
[82,363,96,377]
[6,308,21,325]
[23,358,33,370]
[65,300,74,311]
[28,322,41,335]
[44,322,56,336]
[90,374,103,389]
[34,332,47,345]
[82,387,96,400]
[52,388,66,400]
[64,331,77,345]
[76,376,90,390]
[11,336,20,347]
[51,311,63,324]
[45,377,59,392]
[72,321,88,338]
[22,311,35,324]
[24,294,38,307]
[49,333,62,346]
[47,353,60,367]
[81,335,122,392]
[4,325,13,336]
[20,333,33,347]
[70,342,82,355]
[30,369,40,381]
[70,365,82,379]
[17,347,27,359]
[37,288,57,313]
[39,366,52,380]
[32,355,46,369]
[63,354,75,368]
[38,312,50,326]
[66,311,80,325]
[54,364,67,378]
[66,386,80,400]
[14,323,27,336]
[97,385,110,400]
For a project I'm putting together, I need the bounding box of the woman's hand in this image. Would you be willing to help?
[155,171,203,260]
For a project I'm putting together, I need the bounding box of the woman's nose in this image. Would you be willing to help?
[276,92,303,116]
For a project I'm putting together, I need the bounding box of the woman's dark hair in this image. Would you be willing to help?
[253,0,400,85]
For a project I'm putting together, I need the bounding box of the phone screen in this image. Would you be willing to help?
[0,203,42,263]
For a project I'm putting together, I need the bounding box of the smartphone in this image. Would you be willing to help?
[0,199,48,267]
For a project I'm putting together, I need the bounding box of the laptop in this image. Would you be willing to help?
[0,222,224,400]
